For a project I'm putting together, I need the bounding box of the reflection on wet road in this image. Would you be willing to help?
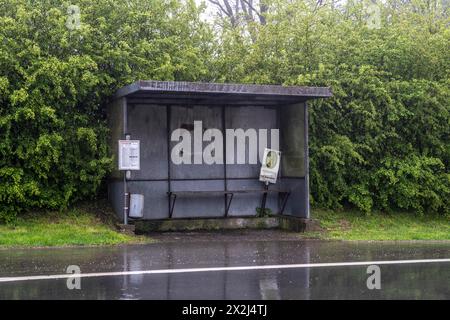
[0,231,449,299]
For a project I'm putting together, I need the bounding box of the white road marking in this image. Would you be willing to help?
[0,258,449,283]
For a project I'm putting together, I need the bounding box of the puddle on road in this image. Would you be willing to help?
[0,237,449,299]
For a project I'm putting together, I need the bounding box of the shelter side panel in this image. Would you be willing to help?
[225,106,278,178]
[170,105,225,179]
[127,104,168,180]
[280,103,306,178]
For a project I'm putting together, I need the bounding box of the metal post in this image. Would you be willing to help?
[122,97,129,225]
[123,174,128,225]
[260,182,269,216]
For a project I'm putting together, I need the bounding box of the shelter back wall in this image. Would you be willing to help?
[108,102,308,219]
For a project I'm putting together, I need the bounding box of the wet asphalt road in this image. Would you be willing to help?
[0,230,449,299]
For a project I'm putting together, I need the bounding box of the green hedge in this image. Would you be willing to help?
[1,0,449,221]
[209,0,450,216]
[309,73,449,215]
[0,0,212,222]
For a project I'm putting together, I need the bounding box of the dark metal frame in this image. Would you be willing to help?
[167,189,290,218]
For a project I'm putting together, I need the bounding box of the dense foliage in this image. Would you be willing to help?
[212,0,449,215]
[0,0,448,221]
[0,0,212,222]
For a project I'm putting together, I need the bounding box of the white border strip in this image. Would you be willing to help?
[1,258,449,283]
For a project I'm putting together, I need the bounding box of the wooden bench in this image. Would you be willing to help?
[167,189,290,218]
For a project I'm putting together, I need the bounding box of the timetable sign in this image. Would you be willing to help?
[118,140,140,170]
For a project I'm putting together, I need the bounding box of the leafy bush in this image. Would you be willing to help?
[212,0,450,216]
[0,0,213,222]
[308,68,449,215]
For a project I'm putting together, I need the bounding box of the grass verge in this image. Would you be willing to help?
[299,209,450,241]
[0,205,152,248]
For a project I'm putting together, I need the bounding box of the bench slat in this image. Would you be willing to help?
[167,189,291,218]
[168,189,289,195]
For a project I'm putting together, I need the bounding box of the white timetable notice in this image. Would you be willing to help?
[118,140,140,170]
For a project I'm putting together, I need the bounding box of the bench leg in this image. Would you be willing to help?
[279,192,290,215]
[225,193,234,217]
[260,194,267,215]
[169,193,177,218]
[259,185,269,216]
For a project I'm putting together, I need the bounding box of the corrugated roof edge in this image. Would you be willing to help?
[114,80,332,99]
